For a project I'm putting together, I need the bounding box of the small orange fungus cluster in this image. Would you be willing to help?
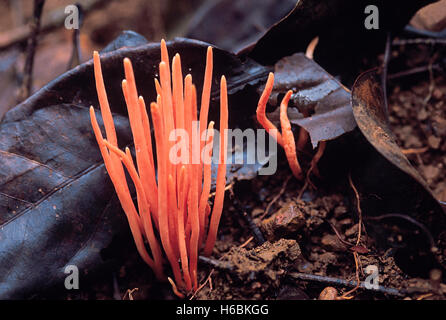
[256,72,303,179]
[89,40,228,296]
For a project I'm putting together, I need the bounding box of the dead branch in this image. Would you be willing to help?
[288,272,406,297]
[0,0,107,50]
[381,32,391,119]
[16,0,45,103]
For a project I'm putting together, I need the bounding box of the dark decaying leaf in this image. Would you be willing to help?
[186,0,296,53]
[246,0,434,84]
[348,69,446,277]
[261,53,356,148]
[352,69,436,195]
[0,36,275,298]
[0,106,132,299]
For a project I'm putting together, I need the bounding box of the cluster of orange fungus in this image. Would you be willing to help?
[256,72,303,179]
[89,40,228,296]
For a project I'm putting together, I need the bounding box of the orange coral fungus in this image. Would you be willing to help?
[89,40,228,295]
[279,90,303,179]
[256,72,303,179]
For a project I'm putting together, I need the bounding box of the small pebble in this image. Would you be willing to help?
[427,135,442,149]
[430,269,442,282]
[321,234,345,252]
[319,287,338,300]
[417,108,428,121]
[433,88,443,100]
[422,165,440,181]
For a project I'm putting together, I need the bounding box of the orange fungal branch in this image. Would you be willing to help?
[256,73,303,180]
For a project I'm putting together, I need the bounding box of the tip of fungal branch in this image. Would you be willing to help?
[89,106,96,119]
[154,78,161,96]
[93,52,100,66]
[150,101,159,111]
[123,58,132,74]
[305,36,319,60]
[220,76,227,92]
[268,72,274,81]
[283,90,293,104]
[125,148,132,161]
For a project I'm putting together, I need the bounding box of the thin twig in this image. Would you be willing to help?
[324,219,355,248]
[209,182,233,198]
[242,209,266,245]
[365,213,436,250]
[422,54,438,107]
[401,146,429,155]
[417,293,434,300]
[122,288,139,300]
[198,255,235,271]
[297,179,310,201]
[199,258,410,298]
[308,140,326,178]
[381,32,391,119]
[338,173,366,299]
[388,64,441,80]
[189,270,214,300]
[340,252,361,299]
[239,236,254,248]
[67,3,84,70]
[288,272,405,297]
[17,0,45,103]
[348,173,363,246]
[297,141,327,200]
[393,38,446,46]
